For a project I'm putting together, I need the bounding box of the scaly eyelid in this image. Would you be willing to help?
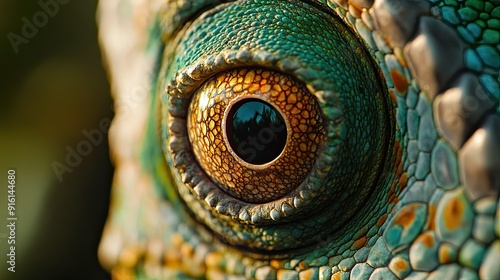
[159,0,340,42]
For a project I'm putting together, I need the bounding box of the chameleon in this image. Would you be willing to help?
[97,0,500,279]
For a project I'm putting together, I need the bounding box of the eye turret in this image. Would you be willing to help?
[163,0,394,252]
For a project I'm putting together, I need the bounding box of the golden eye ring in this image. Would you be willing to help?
[187,68,325,203]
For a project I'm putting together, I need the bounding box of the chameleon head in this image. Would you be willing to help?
[98,0,500,276]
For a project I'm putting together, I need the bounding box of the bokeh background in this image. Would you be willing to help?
[1,1,113,279]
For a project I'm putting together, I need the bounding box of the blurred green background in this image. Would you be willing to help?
[1,1,113,279]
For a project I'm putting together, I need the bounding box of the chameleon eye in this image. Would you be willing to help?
[162,0,395,252]
[187,68,325,203]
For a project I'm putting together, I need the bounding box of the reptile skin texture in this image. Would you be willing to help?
[97,0,500,279]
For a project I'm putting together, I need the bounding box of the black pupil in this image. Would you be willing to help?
[227,99,287,165]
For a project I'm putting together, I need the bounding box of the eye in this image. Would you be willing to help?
[187,68,325,203]
[162,0,395,252]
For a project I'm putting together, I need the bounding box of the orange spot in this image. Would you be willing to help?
[390,70,409,94]
[421,232,434,248]
[298,261,309,270]
[443,198,463,230]
[439,245,453,264]
[331,272,342,280]
[426,205,436,230]
[440,251,450,263]
[394,259,407,271]
[352,236,367,249]
[394,205,416,228]
[397,163,403,177]
[399,173,408,189]
[394,140,401,153]
[270,259,281,269]
[377,215,388,227]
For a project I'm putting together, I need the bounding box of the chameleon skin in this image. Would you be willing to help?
[97,0,500,279]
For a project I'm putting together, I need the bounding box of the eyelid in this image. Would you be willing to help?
[161,1,373,93]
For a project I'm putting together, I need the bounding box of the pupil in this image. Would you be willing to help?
[227,99,287,165]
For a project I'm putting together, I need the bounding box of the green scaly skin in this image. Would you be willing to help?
[97,0,500,279]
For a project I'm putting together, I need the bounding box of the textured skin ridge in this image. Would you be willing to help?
[97,0,500,279]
